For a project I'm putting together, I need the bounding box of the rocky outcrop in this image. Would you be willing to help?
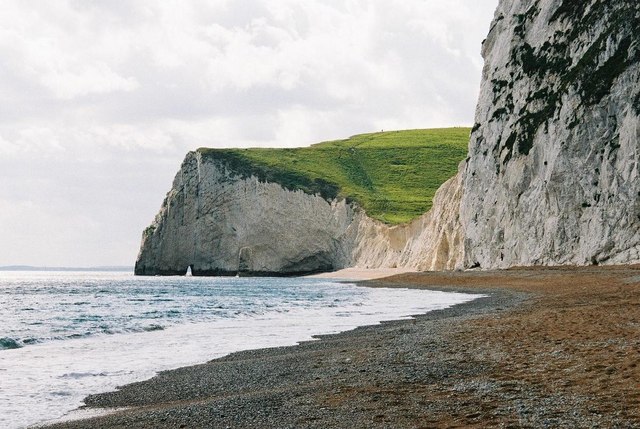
[459,0,640,268]
[135,152,463,276]
[399,170,465,271]
[136,152,353,275]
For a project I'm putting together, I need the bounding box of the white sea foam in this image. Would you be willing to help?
[0,272,483,428]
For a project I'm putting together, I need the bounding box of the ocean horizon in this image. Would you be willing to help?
[0,266,134,272]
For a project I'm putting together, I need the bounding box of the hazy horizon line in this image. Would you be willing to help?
[0,265,134,272]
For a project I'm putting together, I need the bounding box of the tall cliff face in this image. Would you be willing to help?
[135,151,462,276]
[136,152,354,276]
[459,0,640,268]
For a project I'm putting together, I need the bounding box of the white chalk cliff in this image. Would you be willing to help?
[135,152,461,275]
[459,0,640,268]
[136,0,640,275]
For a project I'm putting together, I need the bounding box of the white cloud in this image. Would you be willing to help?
[40,63,139,99]
[0,133,19,156]
[0,2,139,100]
[0,0,499,266]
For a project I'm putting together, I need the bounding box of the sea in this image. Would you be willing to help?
[0,271,482,428]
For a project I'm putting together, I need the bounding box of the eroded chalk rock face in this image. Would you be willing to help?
[400,170,465,271]
[459,0,640,268]
[135,152,463,276]
[136,152,356,276]
[344,170,464,272]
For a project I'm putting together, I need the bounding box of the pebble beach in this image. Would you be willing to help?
[46,265,640,428]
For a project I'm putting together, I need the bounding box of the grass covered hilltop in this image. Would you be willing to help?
[198,128,469,224]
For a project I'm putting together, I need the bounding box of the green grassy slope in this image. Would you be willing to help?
[198,128,469,224]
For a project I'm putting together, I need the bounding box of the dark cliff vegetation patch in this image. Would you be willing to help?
[570,36,635,105]
[198,128,469,225]
[199,149,341,202]
[143,225,156,238]
[491,79,510,103]
[549,0,591,24]
[496,0,638,166]
[490,107,509,122]
[513,4,540,38]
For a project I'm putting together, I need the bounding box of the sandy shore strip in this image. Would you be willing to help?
[46,266,640,428]
[306,267,416,280]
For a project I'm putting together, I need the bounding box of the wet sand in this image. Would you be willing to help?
[307,267,416,280]
[46,265,640,428]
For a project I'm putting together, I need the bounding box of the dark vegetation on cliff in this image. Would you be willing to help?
[485,0,640,167]
[197,128,469,224]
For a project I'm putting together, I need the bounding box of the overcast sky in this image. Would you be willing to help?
[0,0,498,267]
